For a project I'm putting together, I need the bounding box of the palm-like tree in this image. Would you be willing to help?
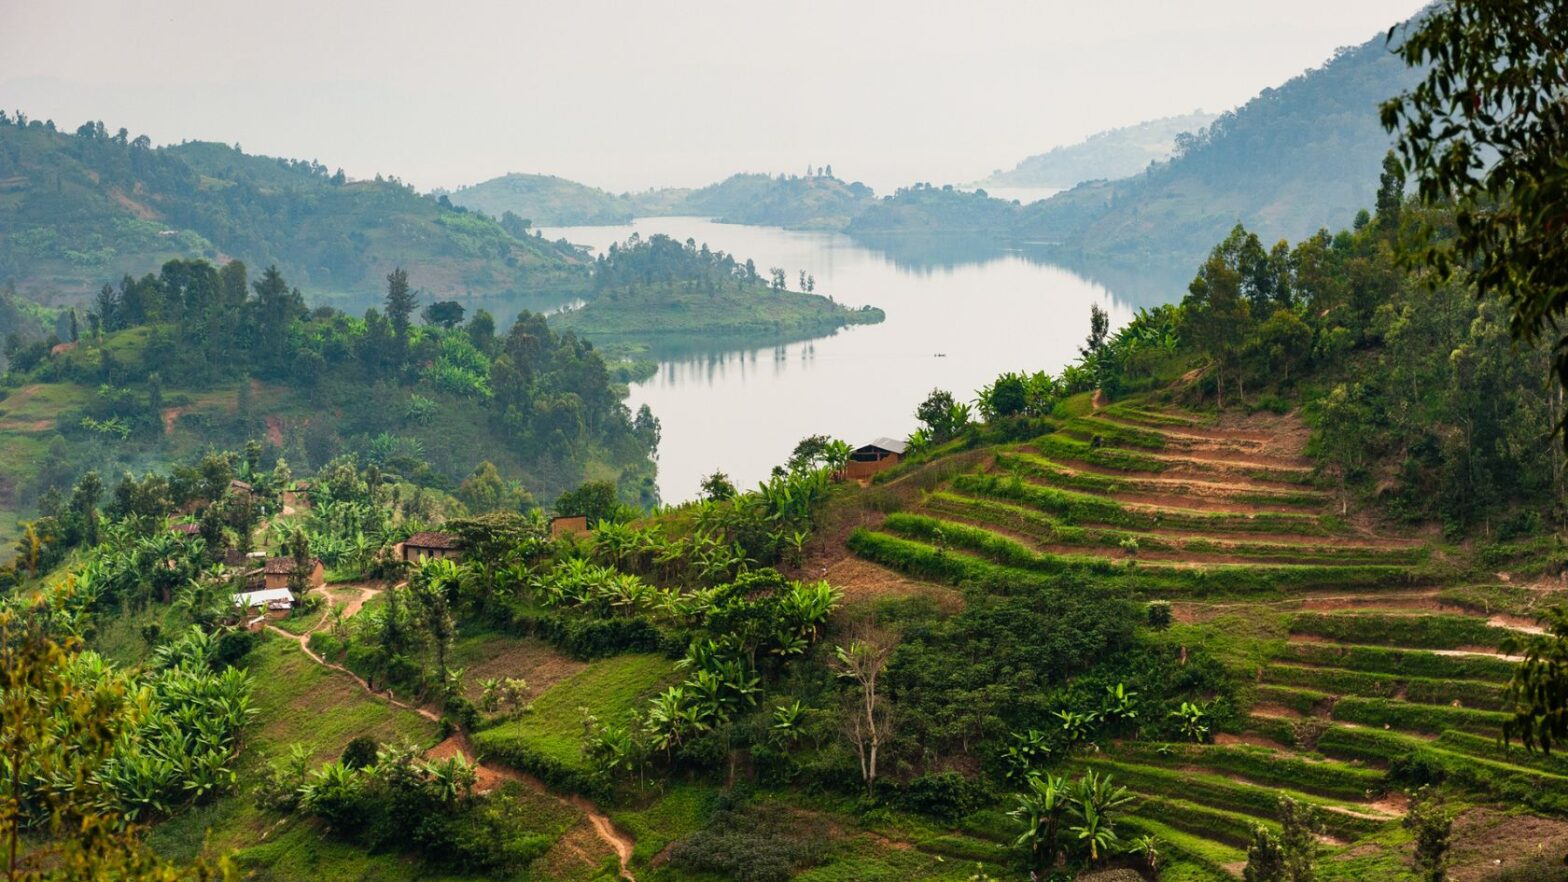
[1070,770,1133,864]
[1010,772,1068,870]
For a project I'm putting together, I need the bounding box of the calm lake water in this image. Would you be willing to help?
[541,216,1180,504]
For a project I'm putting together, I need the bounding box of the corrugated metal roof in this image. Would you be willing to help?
[234,587,294,607]
[859,437,908,455]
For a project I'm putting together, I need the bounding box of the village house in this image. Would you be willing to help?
[169,521,202,538]
[844,437,907,480]
[246,556,325,591]
[397,530,464,563]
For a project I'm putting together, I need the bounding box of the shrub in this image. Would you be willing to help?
[668,802,826,882]
[341,736,379,770]
[891,772,991,822]
[215,629,257,667]
[1147,601,1173,629]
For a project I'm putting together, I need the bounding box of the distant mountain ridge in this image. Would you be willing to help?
[844,25,1422,269]
[1013,32,1423,262]
[984,110,1218,189]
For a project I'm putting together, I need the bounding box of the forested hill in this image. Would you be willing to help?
[1014,29,1422,263]
[665,171,877,231]
[0,118,589,306]
[983,110,1218,189]
[443,173,636,226]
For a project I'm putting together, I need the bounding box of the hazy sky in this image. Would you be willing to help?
[2,0,1426,195]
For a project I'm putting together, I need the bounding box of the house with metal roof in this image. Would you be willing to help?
[845,437,908,480]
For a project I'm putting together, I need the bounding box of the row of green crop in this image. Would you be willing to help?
[1047,416,1170,450]
[1132,795,1266,849]
[1252,684,1332,716]
[1433,731,1568,776]
[846,529,1058,594]
[996,451,1325,509]
[1117,817,1244,881]
[1316,726,1568,816]
[1033,433,1171,473]
[1113,742,1385,802]
[927,489,1424,566]
[1079,759,1386,841]
[1035,431,1319,486]
[1288,613,1511,651]
[1260,663,1506,710]
[954,472,1331,535]
[1330,696,1510,736]
[881,512,1413,595]
[1278,641,1514,681]
[1099,402,1207,428]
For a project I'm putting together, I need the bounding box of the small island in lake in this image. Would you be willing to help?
[550,233,884,344]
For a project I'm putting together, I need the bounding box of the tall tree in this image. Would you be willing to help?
[384,268,417,340]
[1382,1,1568,436]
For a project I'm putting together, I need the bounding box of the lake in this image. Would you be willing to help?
[541,216,1183,504]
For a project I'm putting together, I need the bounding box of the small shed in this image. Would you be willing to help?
[845,437,907,480]
[399,531,464,562]
[255,556,325,591]
[170,522,202,538]
[550,515,590,540]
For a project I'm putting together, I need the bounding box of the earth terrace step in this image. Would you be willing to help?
[951,473,1338,536]
[1258,661,1508,711]
[995,451,1327,511]
[1078,757,1392,840]
[874,516,1417,595]
[1118,816,1243,880]
[1111,741,1387,802]
[927,489,1424,564]
[1276,641,1517,683]
[1087,409,1274,443]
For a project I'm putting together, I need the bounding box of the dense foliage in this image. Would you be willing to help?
[2,257,659,520]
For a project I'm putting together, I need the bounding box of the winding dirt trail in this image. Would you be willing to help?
[267,582,638,881]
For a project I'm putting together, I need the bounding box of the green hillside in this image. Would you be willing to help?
[10,180,1568,882]
[444,173,637,226]
[984,110,1219,189]
[0,119,589,307]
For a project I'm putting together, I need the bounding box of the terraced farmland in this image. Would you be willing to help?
[851,399,1568,880]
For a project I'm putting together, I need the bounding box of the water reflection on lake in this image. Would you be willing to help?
[541,217,1184,504]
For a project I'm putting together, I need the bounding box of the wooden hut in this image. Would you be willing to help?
[844,437,907,480]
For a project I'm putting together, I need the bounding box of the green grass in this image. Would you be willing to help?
[473,653,675,794]
[612,783,715,865]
